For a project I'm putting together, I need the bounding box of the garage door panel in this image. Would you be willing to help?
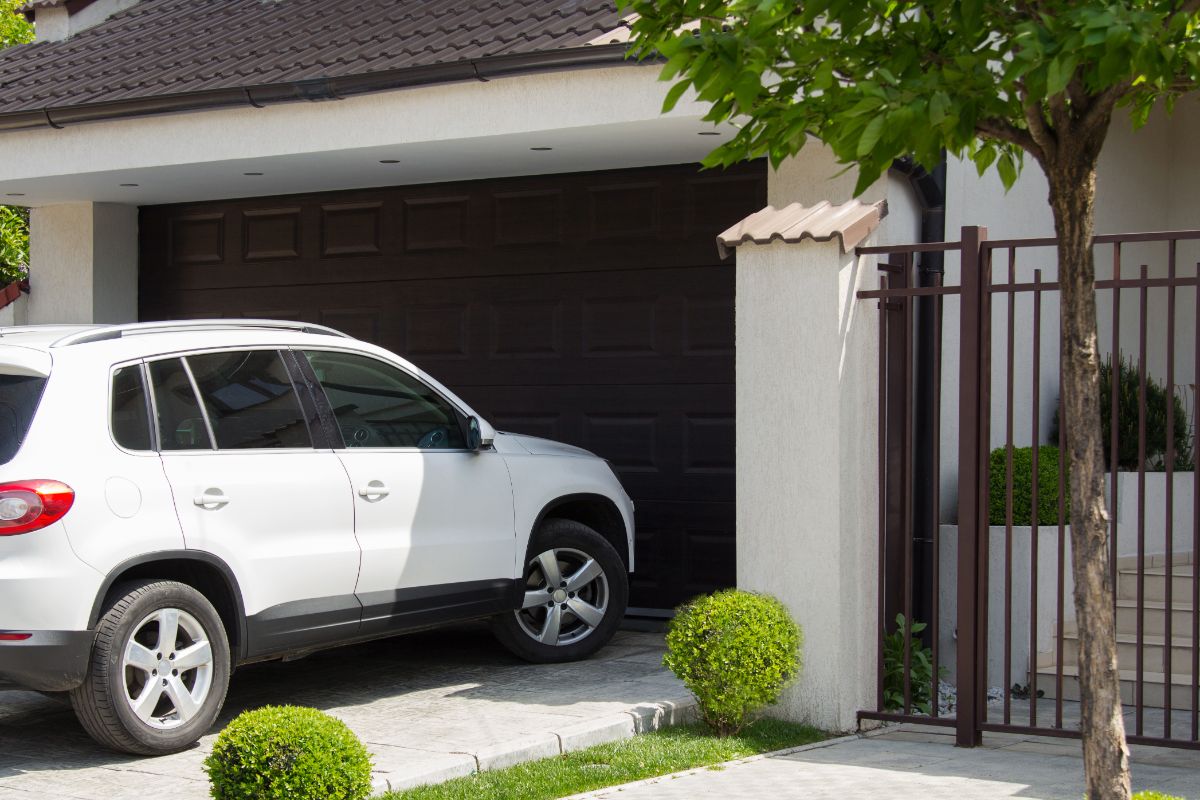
[630,500,735,608]
[473,384,735,506]
[140,162,764,609]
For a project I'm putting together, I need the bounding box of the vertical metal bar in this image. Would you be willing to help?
[1004,248,1016,724]
[1193,262,1199,743]
[1056,318,1066,729]
[931,271,944,718]
[876,268,890,714]
[1136,264,1149,736]
[1111,245,1122,620]
[1030,267,1042,727]
[977,239,994,729]
[903,253,916,716]
[1165,242,1176,738]
[956,225,987,747]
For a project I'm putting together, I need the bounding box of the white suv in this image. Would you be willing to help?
[0,320,633,755]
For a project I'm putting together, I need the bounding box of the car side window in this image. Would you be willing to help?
[111,365,153,451]
[186,350,312,450]
[303,350,466,449]
[148,358,212,451]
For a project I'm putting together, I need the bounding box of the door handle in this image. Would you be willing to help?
[357,481,390,501]
[193,489,230,509]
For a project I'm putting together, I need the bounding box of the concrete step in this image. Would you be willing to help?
[1036,665,1198,708]
[1038,633,1198,675]
[1117,566,1196,603]
[1115,600,1195,637]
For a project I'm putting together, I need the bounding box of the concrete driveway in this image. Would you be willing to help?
[0,627,690,799]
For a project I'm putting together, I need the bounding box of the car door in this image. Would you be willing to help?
[150,349,361,658]
[298,348,516,636]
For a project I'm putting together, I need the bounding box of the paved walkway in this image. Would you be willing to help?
[574,725,1200,800]
[0,626,690,799]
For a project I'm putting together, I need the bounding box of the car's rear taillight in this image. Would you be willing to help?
[0,632,31,641]
[0,480,74,536]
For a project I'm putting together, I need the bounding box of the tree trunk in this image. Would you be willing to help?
[1047,160,1131,800]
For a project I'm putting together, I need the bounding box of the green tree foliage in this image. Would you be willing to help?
[0,206,28,284]
[621,3,1200,798]
[0,1,31,286]
[0,0,31,49]
[621,1,1200,195]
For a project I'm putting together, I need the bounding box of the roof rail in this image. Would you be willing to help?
[50,319,352,347]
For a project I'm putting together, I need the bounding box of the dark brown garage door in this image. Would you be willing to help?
[139,161,766,610]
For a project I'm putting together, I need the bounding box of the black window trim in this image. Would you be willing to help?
[145,346,320,454]
[107,359,158,455]
[293,346,474,454]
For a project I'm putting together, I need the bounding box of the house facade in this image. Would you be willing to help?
[1,0,1195,731]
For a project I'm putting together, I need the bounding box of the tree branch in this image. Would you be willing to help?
[1020,85,1058,164]
[976,116,1042,161]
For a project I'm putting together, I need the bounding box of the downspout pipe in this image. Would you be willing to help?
[890,154,947,641]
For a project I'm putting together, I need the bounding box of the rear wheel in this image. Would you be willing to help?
[491,518,628,663]
[70,580,230,755]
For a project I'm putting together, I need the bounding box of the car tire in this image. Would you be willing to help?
[491,518,628,663]
[69,580,231,755]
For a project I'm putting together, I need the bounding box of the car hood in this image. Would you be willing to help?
[495,432,596,459]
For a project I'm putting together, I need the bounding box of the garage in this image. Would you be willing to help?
[138,161,766,611]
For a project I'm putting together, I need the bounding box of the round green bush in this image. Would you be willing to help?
[663,589,802,736]
[204,706,372,800]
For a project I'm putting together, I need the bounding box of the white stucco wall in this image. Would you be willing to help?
[28,203,138,324]
[938,100,1199,522]
[734,233,879,733]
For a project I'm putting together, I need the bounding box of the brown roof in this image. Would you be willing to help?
[716,200,889,258]
[0,0,625,125]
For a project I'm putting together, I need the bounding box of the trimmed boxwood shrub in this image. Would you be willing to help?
[663,589,802,736]
[988,445,1067,526]
[204,706,372,800]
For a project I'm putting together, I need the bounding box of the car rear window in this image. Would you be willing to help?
[0,374,48,464]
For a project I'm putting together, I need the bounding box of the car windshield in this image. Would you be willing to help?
[0,373,47,464]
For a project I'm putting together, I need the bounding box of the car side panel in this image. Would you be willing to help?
[498,446,635,577]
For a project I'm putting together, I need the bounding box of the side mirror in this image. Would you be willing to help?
[466,416,485,451]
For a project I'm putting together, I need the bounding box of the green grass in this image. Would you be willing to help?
[378,719,825,800]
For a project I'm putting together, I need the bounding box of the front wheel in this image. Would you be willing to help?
[70,580,231,755]
[491,518,628,663]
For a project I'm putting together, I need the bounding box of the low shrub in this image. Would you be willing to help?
[882,614,945,716]
[1051,353,1193,472]
[205,705,372,800]
[988,445,1067,526]
[663,589,802,736]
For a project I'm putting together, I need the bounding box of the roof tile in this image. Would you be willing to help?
[0,0,622,113]
[716,200,890,258]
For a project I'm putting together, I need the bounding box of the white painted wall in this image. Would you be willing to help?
[734,229,880,733]
[937,101,1199,522]
[0,65,738,207]
[27,203,137,324]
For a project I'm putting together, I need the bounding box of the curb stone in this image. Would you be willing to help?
[369,696,697,793]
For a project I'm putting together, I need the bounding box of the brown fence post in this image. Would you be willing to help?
[956,225,988,747]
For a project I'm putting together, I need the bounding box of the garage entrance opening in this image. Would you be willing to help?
[139,161,766,611]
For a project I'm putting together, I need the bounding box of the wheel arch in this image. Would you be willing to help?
[89,551,247,661]
[532,493,631,572]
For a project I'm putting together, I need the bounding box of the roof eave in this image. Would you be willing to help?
[0,42,636,133]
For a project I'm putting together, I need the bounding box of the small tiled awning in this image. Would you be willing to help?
[716,199,888,259]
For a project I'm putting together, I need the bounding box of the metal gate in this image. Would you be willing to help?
[857,226,1200,750]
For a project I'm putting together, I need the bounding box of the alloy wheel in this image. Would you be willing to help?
[515,547,610,647]
[120,607,214,730]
